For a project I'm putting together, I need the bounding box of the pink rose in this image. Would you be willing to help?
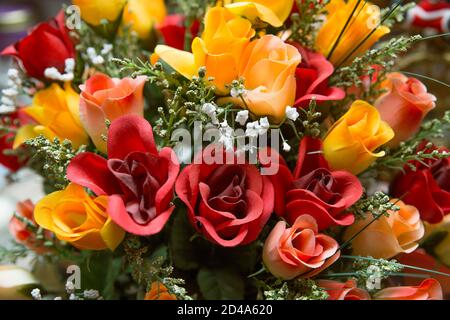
[374,279,443,300]
[375,72,436,146]
[262,214,339,280]
[79,73,147,153]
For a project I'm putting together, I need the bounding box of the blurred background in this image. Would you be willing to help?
[0,0,449,248]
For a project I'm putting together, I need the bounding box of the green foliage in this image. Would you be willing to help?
[262,279,329,300]
[0,243,28,263]
[351,256,403,291]
[381,3,416,28]
[288,0,330,48]
[351,191,400,220]
[24,136,86,191]
[370,111,450,172]
[331,35,422,106]
[197,268,245,300]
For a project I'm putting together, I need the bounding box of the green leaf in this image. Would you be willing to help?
[197,268,244,300]
[170,210,200,270]
[102,257,123,299]
[218,243,259,274]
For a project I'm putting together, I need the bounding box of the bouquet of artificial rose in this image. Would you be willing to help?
[0,0,449,301]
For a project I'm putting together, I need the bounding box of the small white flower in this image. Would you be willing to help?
[0,104,16,113]
[31,288,42,300]
[202,103,218,125]
[285,106,299,121]
[83,289,100,300]
[69,293,78,300]
[1,96,14,106]
[258,117,270,135]
[65,280,75,294]
[245,121,259,138]
[100,43,113,55]
[235,110,249,126]
[283,141,291,152]
[86,47,104,65]
[2,88,18,97]
[44,67,62,80]
[54,297,62,300]
[7,68,19,79]
[64,58,76,73]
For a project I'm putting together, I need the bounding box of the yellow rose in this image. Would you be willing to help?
[223,0,294,27]
[323,100,394,175]
[315,0,390,66]
[343,199,425,259]
[154,7,255,94]
[225,34,301,123]
[34,183,125,251]
[14,83,88,149]
[72,0,127,26]
[122,0,166,39]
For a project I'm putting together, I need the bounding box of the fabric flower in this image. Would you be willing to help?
[34,183,125,251]
[67,115,180,236]
[122,0,166,39]
[144,282,177,300]
[1,11,75,79]
[343,199,425,259]
[374,72,436,146]
[0,111,30,171]
[315,0,390,66]
[72,0,127,26]
[79,73,147,153]
[263,215,340,280]
[271,137,363,230]
[323,100,394,175]
[154,7,255,94]
[175,147,274,247]
[317,279,371,300]
[391,143,450,224]
[227,35,301,123]
[223,0,295,27]
[374,279,443,300]
[156,15,200,50]
[291,43,345,108]
[13,83,88,149]
[9,200,50,254]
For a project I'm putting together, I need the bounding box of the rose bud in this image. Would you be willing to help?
[317,279,371,300]
[374,279,443,300]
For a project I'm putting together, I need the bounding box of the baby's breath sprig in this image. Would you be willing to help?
[351,191,400,220]
[287,0,330,48]
[369,111,450,173]
[24,136,86,191]
[331,35,421,107]
[381,2,416,28]
[262,279,328,300]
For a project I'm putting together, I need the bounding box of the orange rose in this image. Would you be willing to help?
[230,35,301,123]
[144,282,177,300]
[374,72,436,147]
[374,279,443,300]
[317,279,371,300]
[79,73,147,153]
[343,199,425,259]
[263,215,340,280]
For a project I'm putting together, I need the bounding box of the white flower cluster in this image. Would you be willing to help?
[44,58,75,81]
[201,102,219,125]
[86,43,113,66]
[31,288,42,300]
[245,117,270,138]
[218,119,234,150]
[0,68,21,113]
[285,106,299,121]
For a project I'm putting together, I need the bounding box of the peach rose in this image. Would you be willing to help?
[343,199,425,259]
[317,279,371,300]
[263,214,340,280]
[229,35,301,123]
[375,72,436,147]
[144,282,177,300]
[79,73,147,153]
[374,279,443,300]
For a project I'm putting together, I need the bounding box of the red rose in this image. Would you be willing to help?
[156,14,200,50]
[0,110,31,172]
[175,147,274,247]
[67,115,180,236]
[291,44,345,108]
[391,143,450,224]
[271,136,363,230]
[1,11,75,79]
